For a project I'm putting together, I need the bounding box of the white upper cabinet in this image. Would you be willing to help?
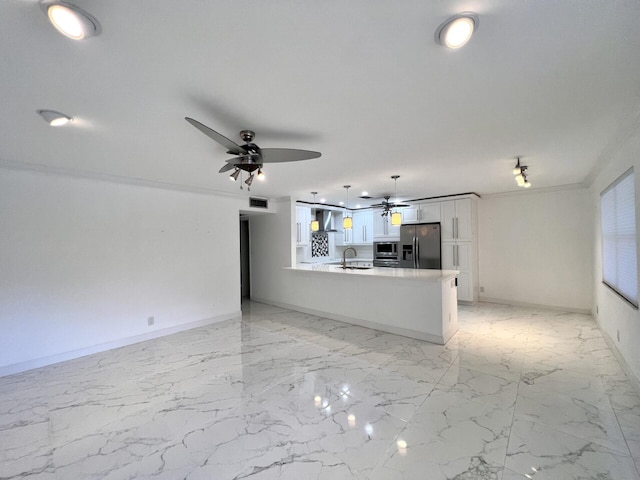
[418,203,441,223]
[441,198,472,241]
[373,208,401,240]
[352,210,373,244]
[295,206,311,246]
[402,202,441,224]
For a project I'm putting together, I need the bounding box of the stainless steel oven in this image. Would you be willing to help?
[373,241,399,267]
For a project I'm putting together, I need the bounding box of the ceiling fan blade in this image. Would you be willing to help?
[260,148,321,163]
[218,163,237,173]
[185,117,246,155]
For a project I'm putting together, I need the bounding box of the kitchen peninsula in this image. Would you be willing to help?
[282,264,459,344]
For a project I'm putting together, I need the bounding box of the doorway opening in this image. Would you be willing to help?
[240,216,250,299]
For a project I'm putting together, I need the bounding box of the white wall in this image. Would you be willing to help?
[478,187,593,312]
[590,126,640,382]
[0,168,242,375]
[250,197,295,302]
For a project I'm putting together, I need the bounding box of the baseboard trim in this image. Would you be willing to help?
[478,296,591,315]
[251,296,447,345]
[595,319,640,397]
[0,310,241,378]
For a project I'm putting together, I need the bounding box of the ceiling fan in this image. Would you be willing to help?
[185,117,321,186]
[370,175,409,217]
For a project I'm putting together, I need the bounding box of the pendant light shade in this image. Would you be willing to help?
[343,185,352,229]
[391,175,403,226]
[310,192,320,232]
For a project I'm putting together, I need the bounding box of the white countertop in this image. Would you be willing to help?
[286,264,459,282]
[299,257,374,265]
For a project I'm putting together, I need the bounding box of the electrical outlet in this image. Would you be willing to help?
[148,316,155,326]
[617,329,620,342]
[480,286,485,293]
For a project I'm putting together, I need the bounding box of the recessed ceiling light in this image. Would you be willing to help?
[320,198,326,203]
[41,1,101,40]
[435,13,478,49]
[38,109,73,126]
[361,191,368,196]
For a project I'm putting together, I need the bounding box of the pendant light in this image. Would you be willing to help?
[390,175,403,226]
[310,192,320,232]
[343,185,353,229]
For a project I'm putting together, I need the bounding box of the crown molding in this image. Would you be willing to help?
[0,158,259,201]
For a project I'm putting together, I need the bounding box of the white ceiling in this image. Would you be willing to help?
[2,0,640,206]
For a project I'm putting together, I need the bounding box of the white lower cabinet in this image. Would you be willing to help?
[442,240,474,302]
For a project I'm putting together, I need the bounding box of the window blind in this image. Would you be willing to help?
[601,168,638,307]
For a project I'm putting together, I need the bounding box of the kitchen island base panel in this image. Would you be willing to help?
[250,297,450,344]
[264,266,458,344]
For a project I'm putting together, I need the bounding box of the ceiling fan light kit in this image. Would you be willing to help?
[41,1,101,40]
[185,117,320,191]
[371,175,409,222]
[435,12,478,49]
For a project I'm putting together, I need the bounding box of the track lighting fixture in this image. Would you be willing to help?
[512,157,532,188]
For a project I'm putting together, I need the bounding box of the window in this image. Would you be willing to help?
[601,168,638,307]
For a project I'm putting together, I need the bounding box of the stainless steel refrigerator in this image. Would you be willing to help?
[399,222,441,269]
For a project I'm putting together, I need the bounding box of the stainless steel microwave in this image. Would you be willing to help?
[374,241,398,258]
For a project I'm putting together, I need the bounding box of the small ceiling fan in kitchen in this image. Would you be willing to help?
[185,117,321,189]
[370,175,410,217]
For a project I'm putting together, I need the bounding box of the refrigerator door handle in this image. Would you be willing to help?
[413,236,418,268]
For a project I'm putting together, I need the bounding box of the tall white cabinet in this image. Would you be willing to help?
[402,195,479,303]
[439,197,478,303]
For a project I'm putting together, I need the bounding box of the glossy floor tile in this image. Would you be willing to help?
[1,301,639,479]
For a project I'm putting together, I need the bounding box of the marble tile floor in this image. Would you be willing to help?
[1,301,640,479]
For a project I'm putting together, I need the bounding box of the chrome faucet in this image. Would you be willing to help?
[342,246,357,269]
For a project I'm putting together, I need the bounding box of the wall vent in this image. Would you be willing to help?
[249,197,268,209]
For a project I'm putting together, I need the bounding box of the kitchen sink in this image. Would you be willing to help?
[335,266,372,270]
